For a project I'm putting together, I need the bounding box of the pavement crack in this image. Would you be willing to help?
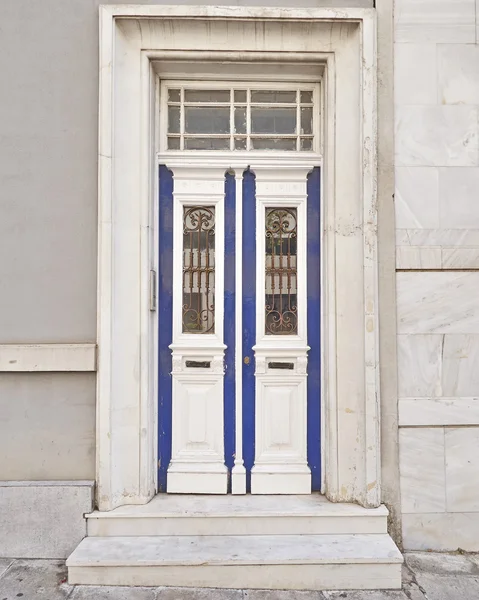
[403,564,429,600]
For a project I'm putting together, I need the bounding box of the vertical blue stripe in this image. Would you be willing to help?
[224,172,236,490]
[158,166,174,492]
[242,170,256,492]
[307,167,322,491]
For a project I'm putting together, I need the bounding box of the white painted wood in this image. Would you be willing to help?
[167,166,228,494]
[97,6,380,510]
[67,534,402,589]
[0,344,96,372]
[251,167,312,494]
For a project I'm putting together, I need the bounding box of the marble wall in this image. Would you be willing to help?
[395,0,479,550]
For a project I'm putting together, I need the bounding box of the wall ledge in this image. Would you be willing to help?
[0,344,97,372]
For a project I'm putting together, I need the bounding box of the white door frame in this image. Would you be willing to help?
[96,5,379,510]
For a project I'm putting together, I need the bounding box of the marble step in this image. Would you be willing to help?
[87,494,389,536]
[67,533,403,589]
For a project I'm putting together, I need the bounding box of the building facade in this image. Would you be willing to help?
[0,0,478,590]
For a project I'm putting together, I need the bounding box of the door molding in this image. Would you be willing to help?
[96,5,379,510]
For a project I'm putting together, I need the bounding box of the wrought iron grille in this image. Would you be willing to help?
[265,207,298,335]
[182,206,215,334]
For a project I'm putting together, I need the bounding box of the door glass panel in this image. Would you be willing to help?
[182,206,216,333]
[300,107,313,135]
[252,138,296,151]
[251,108,296,135]
[184,89,231,103]
[251,90,297,103]
[265,207,298,335]
[184,137,230,150]
[185,107,230,134]
[164,85,318,151]
[168,106,180,134]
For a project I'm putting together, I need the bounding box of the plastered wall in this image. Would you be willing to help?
[395,0,479,551]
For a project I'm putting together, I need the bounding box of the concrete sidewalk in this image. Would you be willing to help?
[1,553,479,600]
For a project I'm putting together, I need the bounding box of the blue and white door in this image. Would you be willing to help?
[158,83,321,494]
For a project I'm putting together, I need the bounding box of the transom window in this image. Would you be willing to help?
[162,82,320,152]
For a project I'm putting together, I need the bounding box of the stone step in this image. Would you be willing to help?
[67,533,403,590]
[86,494,388,536]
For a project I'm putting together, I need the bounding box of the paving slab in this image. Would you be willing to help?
[0,559,72,600]
[244,590,323,600]
[0,560,14,580]
[405,552,478,575]
[157,588,243,600]
[322,591,407,599]
[412,572,479,600]
[468,554,479,568]
[70,585,156,600]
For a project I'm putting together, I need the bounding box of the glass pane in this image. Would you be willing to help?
[251,138,297,151]
[184,137,230,150]
[234,107,246,134]
[234,137,247,150]
[265,207,298,335]
[168,89,181,103]
[300,91,313,104]
[167,137,181,150]
[300,107,313,135]
[251,108,296,135]
[234,90,247,103]
[251,90,297,103]
[185,107,230,134]
[168,106,180,134]
[300,137,313,151]
[182,206,215,333]
[184,89,230,103]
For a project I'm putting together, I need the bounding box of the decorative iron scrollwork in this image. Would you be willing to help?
[265,207,298,335]
[182,206,215,334]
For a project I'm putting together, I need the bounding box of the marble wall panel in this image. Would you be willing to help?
[445,427,479,511]
[438,44,479,105]
[403,512,479,550]
[397,334,443,397]
[399,398,479,426]
[438,168,479,229]
[396,106,479,167]
[397,272,479,334]
[396,247,442,269]
[442,248,479,268]
[399,428,446,513]
[395,167,439,229]
[395,0,476,43]
[395,44,437,105]
[442,335,479,396]
[396,229,479,247]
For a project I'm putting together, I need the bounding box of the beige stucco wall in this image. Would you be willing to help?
[395,0,479,551]
[0,373,96,480]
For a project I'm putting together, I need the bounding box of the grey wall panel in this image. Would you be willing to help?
[0,373,95,480]
[0,0,371,343]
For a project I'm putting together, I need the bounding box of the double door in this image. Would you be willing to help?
[158,164,320,494]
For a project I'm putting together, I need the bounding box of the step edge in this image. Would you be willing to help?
[67,555,403,567]
[85,508,389,519]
